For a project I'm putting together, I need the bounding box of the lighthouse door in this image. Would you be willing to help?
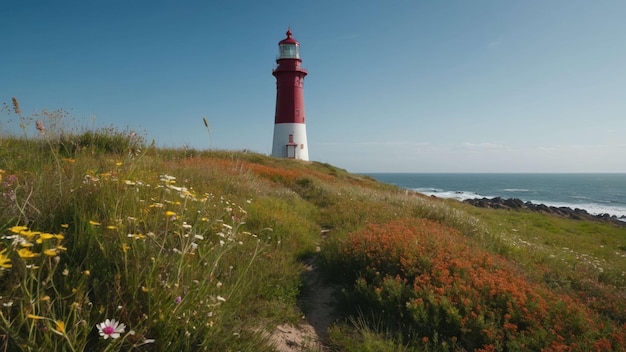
[286,134,298,158]
[286,145,297,158]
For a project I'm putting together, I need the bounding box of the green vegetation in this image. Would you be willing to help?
[1,101,624,351]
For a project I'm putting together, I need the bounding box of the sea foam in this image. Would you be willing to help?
[414,188,490,202]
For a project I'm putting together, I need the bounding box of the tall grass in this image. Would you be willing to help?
[2,100,625,351]
[0,146,278,350]
[0,101,322,350]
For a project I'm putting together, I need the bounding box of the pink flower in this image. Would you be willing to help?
[36,120,45,133]
[96,319,126,339]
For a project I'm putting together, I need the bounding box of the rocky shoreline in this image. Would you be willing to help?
[463,197,626,226]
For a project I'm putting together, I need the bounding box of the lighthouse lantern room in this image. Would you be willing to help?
[271,29,309,161]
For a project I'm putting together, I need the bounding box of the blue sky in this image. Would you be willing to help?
[2,1,625,172]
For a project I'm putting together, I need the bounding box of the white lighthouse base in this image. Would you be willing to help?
[271,123,309,161]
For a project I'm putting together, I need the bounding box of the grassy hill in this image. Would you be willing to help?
[0,120,625,351]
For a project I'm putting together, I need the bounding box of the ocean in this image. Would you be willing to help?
[364,173,626,219]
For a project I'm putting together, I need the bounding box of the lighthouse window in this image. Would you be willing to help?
[280,44,299,59]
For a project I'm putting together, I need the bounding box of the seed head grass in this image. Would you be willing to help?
[12,97,21,115]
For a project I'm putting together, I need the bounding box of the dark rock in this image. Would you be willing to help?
[504,198,525,209]
[463,197,625,226]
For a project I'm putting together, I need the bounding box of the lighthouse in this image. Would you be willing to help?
[271,29,309,160]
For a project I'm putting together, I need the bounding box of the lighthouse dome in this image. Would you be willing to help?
[279,29,298,45]
[278,29,300,59]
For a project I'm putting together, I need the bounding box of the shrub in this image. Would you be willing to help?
[330,219,625,351]
[57,127,145,157]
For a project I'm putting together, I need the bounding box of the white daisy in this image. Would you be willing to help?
[96,319,126,339]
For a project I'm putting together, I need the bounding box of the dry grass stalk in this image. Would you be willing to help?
[12,97,21,115]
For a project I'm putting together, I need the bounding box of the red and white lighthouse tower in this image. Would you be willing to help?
[271,29,309,160]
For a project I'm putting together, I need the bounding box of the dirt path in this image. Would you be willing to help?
[268,242,338,351]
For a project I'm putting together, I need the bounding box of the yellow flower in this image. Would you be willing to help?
[89,220,101,226]
[36,232,55,244]
[41,295,51,302]
[27,314,46,320]
[106,225,117,230]
[121,244,130,253]
[19,230,40,240]
[115,161,123,167]
[43,249,58,256]
[39,233,55,240]
[54,234,65,240]
[17,248,39,259]
[164,211,176,217]
[0,249,11,270]
[54,321,66,334]
[61,224,69,228]
[9,226,28,234]
[56,245,67,251]
[83,270,90,276]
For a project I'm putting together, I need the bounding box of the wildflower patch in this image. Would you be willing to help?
[0,162,262,351]
[334,218,625,351]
